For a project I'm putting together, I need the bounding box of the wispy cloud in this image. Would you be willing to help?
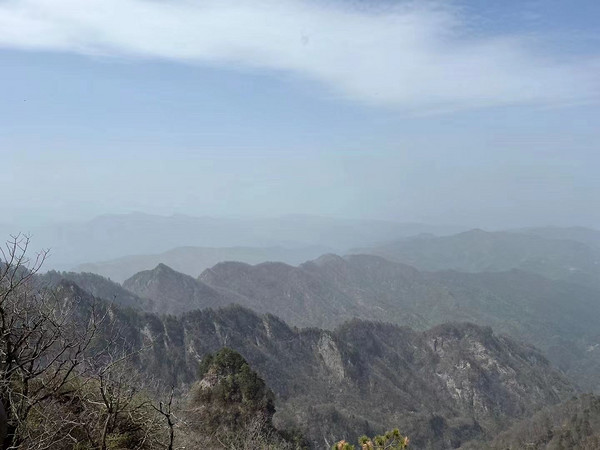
[0,0,598,111]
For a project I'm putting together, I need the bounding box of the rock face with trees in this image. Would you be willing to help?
[124,253,600,392]
[178,347,307,449]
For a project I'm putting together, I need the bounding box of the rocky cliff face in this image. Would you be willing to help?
[57,280,572,449]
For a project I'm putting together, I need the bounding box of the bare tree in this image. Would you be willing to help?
[0,234,179,450]
[0,234,103,448]
[151,388,176,450]
[0,235,108,448]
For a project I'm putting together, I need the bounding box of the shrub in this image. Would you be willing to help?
[333,428,409,450]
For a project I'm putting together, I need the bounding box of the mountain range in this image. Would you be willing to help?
[11,223,600,448]
[3,213,464,271]
[73,245,331,283]
[117,253,600,391]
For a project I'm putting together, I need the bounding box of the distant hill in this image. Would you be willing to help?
[10,213,464,270]
[74,245,331,283]
[51,280,576,449]
[360,229,600,288]
[123,254,600,391]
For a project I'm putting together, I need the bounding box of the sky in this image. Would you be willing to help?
[0,0,599,229]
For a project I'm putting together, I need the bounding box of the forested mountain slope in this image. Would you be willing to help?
[53,279,575,449]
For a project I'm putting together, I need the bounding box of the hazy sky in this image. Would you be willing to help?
[1,0,599,228]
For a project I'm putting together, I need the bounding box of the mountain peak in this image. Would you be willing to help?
[154,262,175,272]
[311,253,346,266]
[123,264,237,315]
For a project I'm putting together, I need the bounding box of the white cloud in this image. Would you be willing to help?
[0,0,598,111]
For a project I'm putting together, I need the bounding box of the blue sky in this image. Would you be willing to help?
[0,0,599,228]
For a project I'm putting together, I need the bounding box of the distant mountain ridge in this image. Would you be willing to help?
[515,226,600,249]
[360,228,600,288]
[68,225,600,289]
[5,213,464,270]
[74,245,331,283]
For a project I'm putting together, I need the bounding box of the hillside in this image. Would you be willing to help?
[51,280,576,449]
[361,229,600,288]
[199,258,386,327]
